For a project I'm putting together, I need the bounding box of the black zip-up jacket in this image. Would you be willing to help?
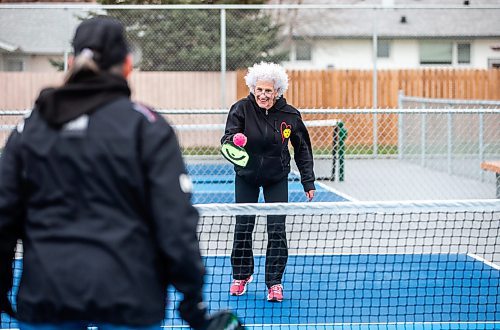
[0,73,207,328]
[222,94,315,191]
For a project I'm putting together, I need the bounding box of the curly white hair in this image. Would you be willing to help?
[244,62,289,98]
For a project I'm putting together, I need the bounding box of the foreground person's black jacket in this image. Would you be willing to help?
[0,72,207,328]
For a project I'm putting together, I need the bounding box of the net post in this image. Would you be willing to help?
[331,125,339,181]
[338,121,347,181]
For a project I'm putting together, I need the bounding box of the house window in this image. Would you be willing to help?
[377,39,390,58]
[457,43,471,64]
[296,41,312,61]
[488,58,500,69]
[419,41,453,64]
[6,58,24,72]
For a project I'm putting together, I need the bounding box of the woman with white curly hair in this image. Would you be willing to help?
[221,62,316,302]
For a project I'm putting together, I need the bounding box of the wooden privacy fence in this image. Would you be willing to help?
[0,71,237,110]
[237,69,500,146]
[2,69,497,110]
[1,69,498,147]
[237,69,500,108]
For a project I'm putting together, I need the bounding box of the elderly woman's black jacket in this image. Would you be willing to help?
[222,93,316,192]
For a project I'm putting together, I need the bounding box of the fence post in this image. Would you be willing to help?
[447,111,453,175]
[372,10,378,157]
[479,113,484,182]
[421,113,427,168]
[398,90,404,160]
[220,8,226,109]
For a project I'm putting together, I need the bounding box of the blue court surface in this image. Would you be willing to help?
[3,254,499,329]
[187,163,350,203]
[163,254,499,329]
[2,164,498,329]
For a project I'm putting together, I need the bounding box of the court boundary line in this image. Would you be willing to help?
[236,321,500,327]
[290,170,356,201]
[158,320,500,328]
[237,321,500,327]
[467,253,500,270]
[315,180,356,201]
[4,320,500,330]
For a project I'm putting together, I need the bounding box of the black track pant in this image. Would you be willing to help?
[231,175,288,288]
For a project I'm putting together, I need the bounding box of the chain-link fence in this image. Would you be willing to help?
[399,93,500,181]
[1,3,500,107]
[1,3,500,201]
[1,108,499,201]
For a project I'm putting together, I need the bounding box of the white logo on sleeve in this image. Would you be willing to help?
[16,121,25,133]
[16,110,32,133]
[179,173,193,193]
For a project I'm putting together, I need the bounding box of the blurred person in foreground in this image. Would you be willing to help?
[0,16,241,330]
[221,62,316,302]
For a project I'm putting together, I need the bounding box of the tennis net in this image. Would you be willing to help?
[195,200,500,328]
[3,200,500,329]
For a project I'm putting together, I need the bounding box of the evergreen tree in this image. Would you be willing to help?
[97,0,288,71]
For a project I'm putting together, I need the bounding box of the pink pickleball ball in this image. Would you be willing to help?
[233,133,247,147]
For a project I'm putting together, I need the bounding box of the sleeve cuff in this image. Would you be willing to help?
[179,295,209,329]
[302,181,316,192]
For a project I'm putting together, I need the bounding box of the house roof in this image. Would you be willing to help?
[273,0,500,39]
[1,2,499,55]
[0,38,19,52]
[289,9,500,39]
[0,8,92,54]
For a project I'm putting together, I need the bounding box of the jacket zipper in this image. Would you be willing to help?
[256,113,267,183]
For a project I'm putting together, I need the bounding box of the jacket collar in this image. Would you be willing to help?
[247,93,295,114]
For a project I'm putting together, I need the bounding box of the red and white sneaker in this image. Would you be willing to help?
[267,284,283,302]
[230,276,253,296]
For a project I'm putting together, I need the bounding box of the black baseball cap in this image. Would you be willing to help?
[72,16,129,70]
